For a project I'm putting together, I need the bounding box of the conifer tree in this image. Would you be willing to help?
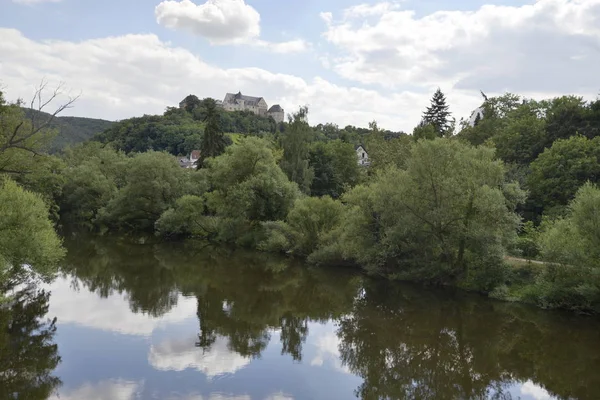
[197,98,227,168]
[422,88,452,137]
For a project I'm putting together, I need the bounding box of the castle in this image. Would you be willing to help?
[222,92,285,123]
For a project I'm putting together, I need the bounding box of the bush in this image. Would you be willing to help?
[286,196,345,257]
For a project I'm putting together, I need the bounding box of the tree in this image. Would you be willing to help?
[309,140,362,198]
[0,179,64,292]
[0,82,77,175]
[205,137,299,223]
[279,106,314,193]
[422,88,452,137]
[457,93,522,146]
[412,121,437,141]
[198,98,227,168]
[96,112,204,156]
[533,183,600,312]
[492,99,547,165]
[366,121,412,171]
[318,139,523,288]
[285,196,345,257]
[181,94,201,113]
[527,136,600,219]
[96,151,191,231]
[59,142,129,227]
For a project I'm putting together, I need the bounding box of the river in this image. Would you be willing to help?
[2,235,600,400]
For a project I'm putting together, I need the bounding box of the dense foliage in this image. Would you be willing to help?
[0,179,64,292]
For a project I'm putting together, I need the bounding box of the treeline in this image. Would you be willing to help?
[94,95,405,157]
[1,86,600,313]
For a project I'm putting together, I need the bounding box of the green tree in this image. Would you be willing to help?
[181,94,202,113]
[422,88,452,137]
[96,112,204,156]
[319,139,523,288]
[532,183,600,312]
[205,137,299,223]
[545,96,600,146]
[0,179,64,292]
[458,93,522,146]
[286,196,345,257]
[527,136,600,219]
[59,142,129,227]
[198,98,227,168]
[412,122,437,141]
[309,140,362,198]
[280,106,314,193]
[96,151,191,231]
[366,121,412,171]
[492,100,547,165]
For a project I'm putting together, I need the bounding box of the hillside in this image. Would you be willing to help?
[23,108,114,153]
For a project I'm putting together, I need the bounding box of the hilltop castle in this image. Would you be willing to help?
[222,92,285,123]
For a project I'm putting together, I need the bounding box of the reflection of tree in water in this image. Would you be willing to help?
[62,235,180,317]
[337,280,600,400]
[62,235,361,362]
[187,252,360,361]
[0,285,61,399]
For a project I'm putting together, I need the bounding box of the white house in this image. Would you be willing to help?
[356,145,370,166]
[179,150,201,169]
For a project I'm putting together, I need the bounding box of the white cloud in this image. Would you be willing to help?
[49,380,142,400]
[0,27,468,131]
[45,277,197,336]
[343,2,403,19]
[321,0,600,95]
[155,0,259,45]
[155,0,308,53]
[149,335,251,377]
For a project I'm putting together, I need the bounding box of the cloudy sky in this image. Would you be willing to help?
[1,0,599,131]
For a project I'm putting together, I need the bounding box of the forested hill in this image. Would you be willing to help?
[23,108,114,153]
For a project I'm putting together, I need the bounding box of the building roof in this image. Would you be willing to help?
[268,104,283,113]
[224,92,265,107]
[190,150,201,160]
[355,144,367,151]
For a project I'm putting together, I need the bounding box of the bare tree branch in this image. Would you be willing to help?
[0,80,80,155]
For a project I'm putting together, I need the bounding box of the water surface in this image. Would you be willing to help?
[2,236,600,400]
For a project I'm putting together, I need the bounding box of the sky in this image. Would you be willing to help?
[0,0,599,131]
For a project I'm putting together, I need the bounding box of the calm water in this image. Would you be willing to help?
[2,236,600,400]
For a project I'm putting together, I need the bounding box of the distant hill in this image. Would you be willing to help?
[23,108,114,153]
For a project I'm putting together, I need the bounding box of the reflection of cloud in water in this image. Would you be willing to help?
[167,395,251,400]
[46,278,196,336]
[310,330,350,374]
[264,393,294,400]
[168,394,291,400]
[520,381,554,400]
[49,379,141,400]
[149,335,251,377]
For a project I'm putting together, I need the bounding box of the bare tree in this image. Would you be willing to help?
[0,80,79,174]
[0,80,80,157]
